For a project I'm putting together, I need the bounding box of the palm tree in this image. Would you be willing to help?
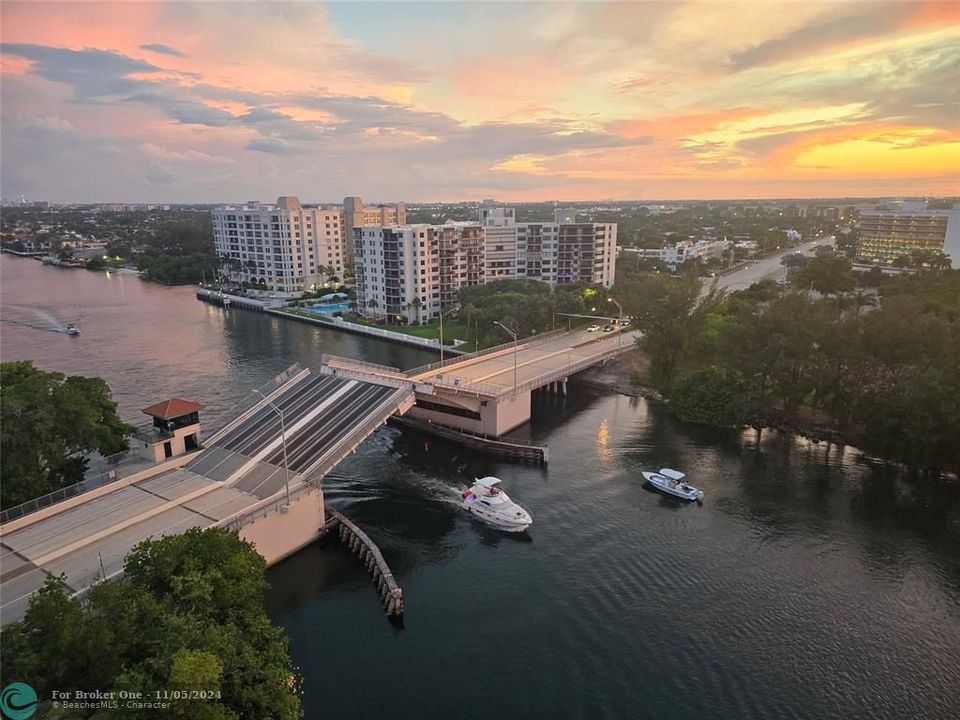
[933,252,952,277]
[408,296,423,325]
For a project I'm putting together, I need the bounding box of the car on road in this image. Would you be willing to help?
[587,324,601,332]
[602,324,615,332]
[617,318,631,327]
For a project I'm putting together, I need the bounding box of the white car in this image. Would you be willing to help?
[587,324,601,332]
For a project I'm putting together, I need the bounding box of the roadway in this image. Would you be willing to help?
[705,238,834,295]
[0,371,410,625]
[410,327,640,394]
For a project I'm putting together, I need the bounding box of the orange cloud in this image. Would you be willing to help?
[610,108,765,140]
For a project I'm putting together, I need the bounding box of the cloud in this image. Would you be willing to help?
[245,137,295,155]
[139,43,185,58]
[727,6,912,71]
[0,43,160,100]
[145,161,175,184]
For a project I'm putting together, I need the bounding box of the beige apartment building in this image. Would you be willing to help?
[343,196,406,258]
[353,223,484,324]
[213,196,345,295]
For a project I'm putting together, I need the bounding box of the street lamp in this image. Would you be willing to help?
[607,296,624,319]
[493,320,518,391]
[253,389,291,507]
[607,297,624,347]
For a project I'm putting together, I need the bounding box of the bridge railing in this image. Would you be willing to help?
[204,363,305,441]
[320,354,403,377]
[221,387,415,533]
[430,375,504,397]
[404,328,566,378]
[0,481,91,524]
[504,340,635,398]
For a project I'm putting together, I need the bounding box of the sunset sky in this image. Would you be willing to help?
[1,1,958,203]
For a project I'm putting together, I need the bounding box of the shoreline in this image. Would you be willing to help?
[578,351,955,478]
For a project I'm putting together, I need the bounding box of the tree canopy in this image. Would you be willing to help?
[0,362,130,509]
[614,270,960,476]
[1,528,301,719]
[136,214,217,284]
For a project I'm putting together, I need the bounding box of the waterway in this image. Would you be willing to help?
[2,256,959,719]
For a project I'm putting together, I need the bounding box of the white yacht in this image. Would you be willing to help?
[462,477,532,532]
[642,468,704,502]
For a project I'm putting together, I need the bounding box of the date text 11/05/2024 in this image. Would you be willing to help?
[51,690,223,701]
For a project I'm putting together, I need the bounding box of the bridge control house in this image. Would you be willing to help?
[136,398,205,462]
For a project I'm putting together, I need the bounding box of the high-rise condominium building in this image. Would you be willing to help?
[353,223,484,324]
[857,207,960,264]
[478,207,617,288]
[342,196,406,257]
[212,196,345,294]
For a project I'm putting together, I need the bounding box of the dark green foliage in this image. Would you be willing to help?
[457,279,603,347]
[616,269,960,475]
[136,214,216,284]
[617,274,725,384]
[1,529,301,720]
[670,368,751,426]
[791,254,856,295]
[0,362,130,509]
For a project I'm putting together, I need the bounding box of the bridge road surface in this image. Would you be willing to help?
[0,372,404,625]
[410,328,641,394]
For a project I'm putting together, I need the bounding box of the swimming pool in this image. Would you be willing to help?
[307,302,352,314]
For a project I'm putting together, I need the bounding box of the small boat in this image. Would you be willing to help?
[64,323,81,336]
[462,477,532,532]
[642,468,703,502]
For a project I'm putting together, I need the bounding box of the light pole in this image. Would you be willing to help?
[493,320,518,391]
[607,297,624,347]
[253,389,291,507]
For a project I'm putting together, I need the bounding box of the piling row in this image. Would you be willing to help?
[389,416,548,464]
[324,508,404,619]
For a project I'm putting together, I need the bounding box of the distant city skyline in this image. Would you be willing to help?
[2,1,958,203]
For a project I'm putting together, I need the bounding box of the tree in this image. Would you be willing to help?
[669,367,753,426]
[2,528,301,720]
[791,254,856,295]
[1,362,130,509]
[619,274,725,385]
[408,296,423,324]
[852,289,877,315]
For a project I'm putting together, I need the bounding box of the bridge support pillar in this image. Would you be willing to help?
[561,378,568,395]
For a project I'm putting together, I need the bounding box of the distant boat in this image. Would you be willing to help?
[643,468,703,502]
[65,323,81,336]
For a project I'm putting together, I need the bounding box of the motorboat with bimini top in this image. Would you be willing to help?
[65,323,80,336]
[642,468,703,502]
[462,477,532,532]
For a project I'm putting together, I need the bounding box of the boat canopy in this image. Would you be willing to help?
[476,476,502,488]
[659,468,686,480]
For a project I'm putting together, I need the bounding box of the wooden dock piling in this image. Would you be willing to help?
[323,508,404,620]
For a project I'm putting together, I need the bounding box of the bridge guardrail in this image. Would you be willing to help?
[221,387,414,533]
[320,354,403,376]
[204,363,305,442]
[504,341,634,398]
[404,328,566,378]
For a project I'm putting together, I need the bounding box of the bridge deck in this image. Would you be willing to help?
[410,328,640,394]
[0,370,411,625]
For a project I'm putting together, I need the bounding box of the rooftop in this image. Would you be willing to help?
[141,398,205,420]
